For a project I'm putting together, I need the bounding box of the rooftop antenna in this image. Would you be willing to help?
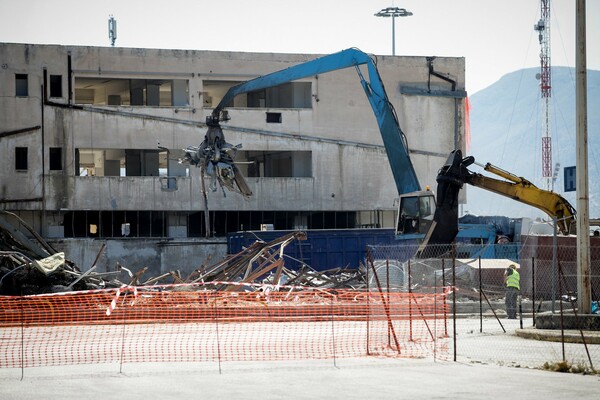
[108,15,117,47]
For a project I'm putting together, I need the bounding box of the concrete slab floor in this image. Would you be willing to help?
[1,358,599,400]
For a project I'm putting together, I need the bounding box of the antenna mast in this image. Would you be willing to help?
[534,0,552,189]
[108,15,117,47]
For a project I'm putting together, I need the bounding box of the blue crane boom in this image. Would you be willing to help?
[206,48,421,195]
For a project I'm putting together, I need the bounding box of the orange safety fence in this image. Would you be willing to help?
[0,283,450,368]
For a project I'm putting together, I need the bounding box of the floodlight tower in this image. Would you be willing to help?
[534,0,552,190]
[374,7,413,56]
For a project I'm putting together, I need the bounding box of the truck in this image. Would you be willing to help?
[181,48,576,263]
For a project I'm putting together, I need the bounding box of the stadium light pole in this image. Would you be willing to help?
[374,6,413,56]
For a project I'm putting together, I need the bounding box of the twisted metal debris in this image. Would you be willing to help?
[0,212,367,295]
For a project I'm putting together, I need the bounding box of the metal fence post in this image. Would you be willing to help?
[408,258,413,341]
[552,217,558,313]
[532,257,536,326]
[452,244,457,362]
[478,256,483,333]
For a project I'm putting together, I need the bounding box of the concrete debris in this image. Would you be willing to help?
[31,252,66,275]
[0,215,368,295]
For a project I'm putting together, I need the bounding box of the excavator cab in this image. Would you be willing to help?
[396,190,436,236]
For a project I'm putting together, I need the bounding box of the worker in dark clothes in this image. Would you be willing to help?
[504,264,520,319]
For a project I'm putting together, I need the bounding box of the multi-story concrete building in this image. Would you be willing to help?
[0,43,466,275]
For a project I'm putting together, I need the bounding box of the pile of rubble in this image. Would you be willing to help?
[0,211,120,295]
[0,212,368,296]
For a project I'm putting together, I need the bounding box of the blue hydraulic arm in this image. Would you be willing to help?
[207,48,421,195]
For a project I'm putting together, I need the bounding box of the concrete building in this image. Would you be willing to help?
[0,43,466,276]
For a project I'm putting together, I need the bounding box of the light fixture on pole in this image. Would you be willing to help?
[374,6,413,56]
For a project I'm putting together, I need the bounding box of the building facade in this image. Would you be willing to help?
[0,43,466,274]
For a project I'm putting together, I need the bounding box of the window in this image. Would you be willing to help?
[240,151,312,178]
[50,75,62,98]
[15,74,28,97]
[63,211,166,238]
[266,112,282,123]
[76,148,188,177]
[397,194,435,235]
[15,147,28,170]
[203,81,312,109]
[49,147,63,170]
[74,77,188,106]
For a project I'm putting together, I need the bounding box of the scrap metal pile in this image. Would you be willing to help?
[188,231,367,291]
[0,212,368,296]
[0,211,117,295]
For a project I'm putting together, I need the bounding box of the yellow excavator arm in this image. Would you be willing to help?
[469,162,576,235]
[422,150,577,251]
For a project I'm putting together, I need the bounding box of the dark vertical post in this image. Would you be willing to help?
[200,170,211,238]
[119,292,128,374]
[532,257,536,326]
[214,294,222,374]
[442,258,447,337]
[41,70,47,237]
[452,245,457,362]
[408,258,413,341]
[479,256,483,333]
[366,247,370,355]
[67,53,73,104]
[558,262,566,362]
[331,297,337,368]
[20,298,24,380]
[387,258,391,345]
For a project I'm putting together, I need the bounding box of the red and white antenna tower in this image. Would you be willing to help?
[534,0,552,189]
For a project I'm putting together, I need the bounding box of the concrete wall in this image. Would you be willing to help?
[49,238,228,278]
[1,43,466,215]
[43,143,399,212]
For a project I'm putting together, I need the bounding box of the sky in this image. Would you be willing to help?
[0,0,599,94]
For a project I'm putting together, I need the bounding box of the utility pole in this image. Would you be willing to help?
[575,0,591,314]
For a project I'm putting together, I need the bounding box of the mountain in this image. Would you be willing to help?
[466,67,600,220]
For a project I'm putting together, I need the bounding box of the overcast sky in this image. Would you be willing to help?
[0,0,598,94]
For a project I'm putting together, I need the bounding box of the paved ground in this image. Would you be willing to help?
[1,357,599,400]
[2,317,600,399]
[518,327,600,344]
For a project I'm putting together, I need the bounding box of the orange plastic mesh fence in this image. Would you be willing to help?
[0,283,450,367]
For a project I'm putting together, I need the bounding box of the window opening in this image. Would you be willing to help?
[240,150,311,178]
[15,74,28,97]
[202,81,311,109]
[15,147,28,170]
[74,77,188,106]
[266,112,282,123]
[50,75,62,98]
[76,148,187,177]
[49,147,63,170]
[64,211,166,238]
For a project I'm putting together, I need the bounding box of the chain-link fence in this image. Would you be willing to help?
[366,241,600,370]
